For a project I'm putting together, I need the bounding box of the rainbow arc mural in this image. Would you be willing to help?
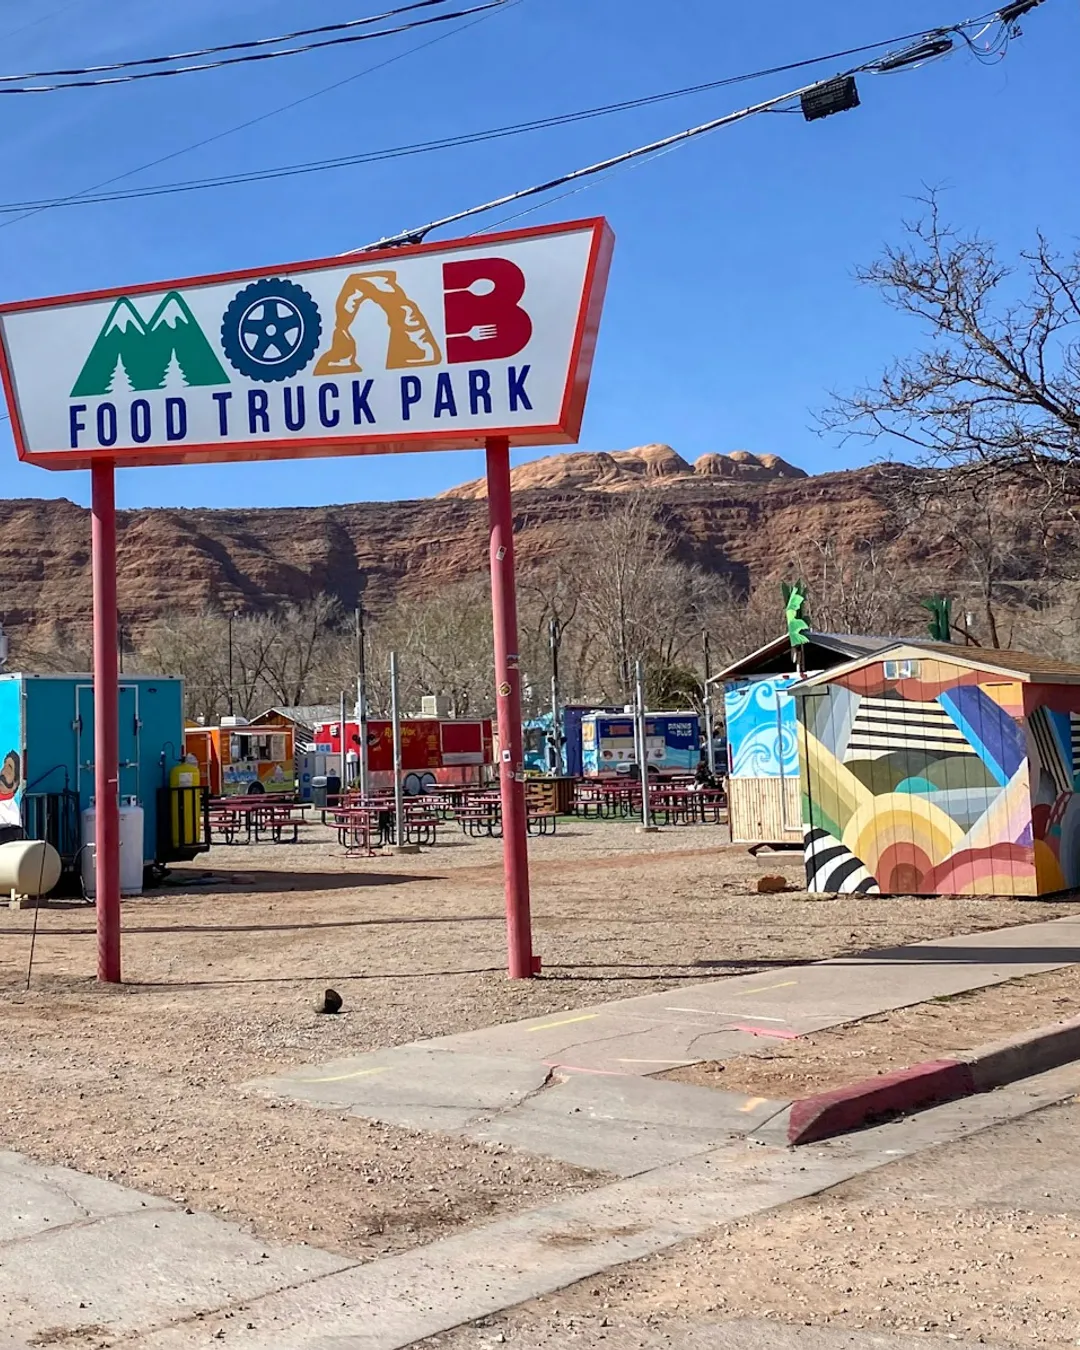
[795,646,1080,897]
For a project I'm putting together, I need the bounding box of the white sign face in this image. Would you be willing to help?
[0,218,612,470]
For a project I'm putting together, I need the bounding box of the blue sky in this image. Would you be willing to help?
[0,0,1076,509]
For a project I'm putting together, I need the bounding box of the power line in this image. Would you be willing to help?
[0,0,86,45]
[0,13,1031,215]
[0,0,508,93]
[0,0,521,234]
[348,1,1040,251]
[0,0,455,81]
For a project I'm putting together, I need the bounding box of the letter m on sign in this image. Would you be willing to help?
[443,259,532,364]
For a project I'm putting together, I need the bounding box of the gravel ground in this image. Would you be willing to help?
[664,964,1080,1099]
[0,818,1076,1264]
[425,1098,1080,1349]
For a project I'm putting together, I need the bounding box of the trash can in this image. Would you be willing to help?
[326,773,342,804]
[310,775,328,808]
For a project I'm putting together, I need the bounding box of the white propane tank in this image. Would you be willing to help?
[81,803,145,897]
[0,840,62,898]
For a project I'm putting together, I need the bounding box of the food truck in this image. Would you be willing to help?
[305,716,493,797]
[0,671,205,887]
[523,705,622,775]
[184,717,295,797]
[580,710,701,778]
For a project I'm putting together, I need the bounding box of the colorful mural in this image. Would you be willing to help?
[796,654,1080,897]
[0,676,22,842]
[725,676,800,779]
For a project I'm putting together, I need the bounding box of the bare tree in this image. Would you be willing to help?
[789,533,917,640]
[823,193,1080,496]
[259,596,344,708]
[376,578,494,717]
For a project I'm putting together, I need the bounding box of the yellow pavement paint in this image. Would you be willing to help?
[304,1066,391,1084]
[528,1013,601,1033]
[740,980,798,996]
[739,1097,769,1113]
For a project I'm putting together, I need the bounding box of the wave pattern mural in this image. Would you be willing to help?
[725,677,800,779]
[797,655,1080,897]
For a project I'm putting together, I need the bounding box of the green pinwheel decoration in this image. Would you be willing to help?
[921,595,952,643]
[782,580,810,648]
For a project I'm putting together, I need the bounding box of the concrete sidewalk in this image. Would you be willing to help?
[3,915,1079,1350]
[248,914,1080,1173]
[3,1063,1078,1350]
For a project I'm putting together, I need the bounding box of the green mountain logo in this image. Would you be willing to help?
[71,291,229,396]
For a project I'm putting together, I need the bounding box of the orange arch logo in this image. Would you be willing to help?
[314,271,441,375]
[314,258,534,376]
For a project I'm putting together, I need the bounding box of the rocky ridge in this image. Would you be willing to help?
[0,446,899,647]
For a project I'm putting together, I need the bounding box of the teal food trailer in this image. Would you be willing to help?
[0,672,204,882]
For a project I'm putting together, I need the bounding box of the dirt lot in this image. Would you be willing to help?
[665,963,1080,1099]
[1,818,1076,1264]
[437,1097,1080,1349]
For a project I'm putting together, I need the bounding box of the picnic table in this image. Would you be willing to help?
[208,797,303,844]
[571,778,726,825]
[328,805,380,856]
[647,786,727,826]
[329,798,440,849]
[455,792,503,838]
[451,789,561,838]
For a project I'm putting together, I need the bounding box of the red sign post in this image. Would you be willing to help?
[0,218,613,982]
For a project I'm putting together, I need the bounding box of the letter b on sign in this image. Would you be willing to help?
[443,259,532,364]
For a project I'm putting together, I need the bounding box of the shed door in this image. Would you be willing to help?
[76,684,140,803]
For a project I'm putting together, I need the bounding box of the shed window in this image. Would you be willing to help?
[884,659,921,680]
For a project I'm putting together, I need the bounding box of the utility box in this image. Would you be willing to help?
[0,672,195,877]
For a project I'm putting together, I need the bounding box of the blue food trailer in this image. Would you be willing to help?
[0,672,203,881]
[523,705,622,775]
[581,710,701,778]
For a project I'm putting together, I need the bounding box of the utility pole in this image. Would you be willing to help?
[339,689,347,791]
[702,629,716,776]
[549,615,562,776]
[634,658,657,832]
[227,610,236,717]
[355,602,369,797]
[389,650,416,852]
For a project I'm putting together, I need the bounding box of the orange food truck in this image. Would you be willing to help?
[184,717,295,797]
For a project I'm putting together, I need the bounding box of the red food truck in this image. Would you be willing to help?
[302,717,493,797]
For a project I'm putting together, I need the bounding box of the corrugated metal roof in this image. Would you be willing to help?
[254,704,340,727]
[715,632,897,683]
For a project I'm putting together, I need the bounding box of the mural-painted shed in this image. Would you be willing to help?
[720,632,893,845]
[793,642,1080,897]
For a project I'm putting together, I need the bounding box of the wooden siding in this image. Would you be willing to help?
[729,775,802,843]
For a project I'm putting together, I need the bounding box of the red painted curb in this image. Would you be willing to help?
[787,1058,976,1146]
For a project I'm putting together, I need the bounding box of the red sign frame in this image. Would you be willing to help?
[0,218,614,471]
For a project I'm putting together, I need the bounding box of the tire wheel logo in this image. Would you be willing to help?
[220,277,322,382]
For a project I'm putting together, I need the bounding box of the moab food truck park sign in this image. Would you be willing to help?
[0,217,613,984]
[0,219,613,469]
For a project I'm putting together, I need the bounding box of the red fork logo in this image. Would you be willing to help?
[443,258,533,364]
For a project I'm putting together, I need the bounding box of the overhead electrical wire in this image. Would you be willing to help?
[0,0,522,233]
[345,0,1044,251]
[0,0,462,80]
[0,0,509,93]
[0,7,1039,215]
